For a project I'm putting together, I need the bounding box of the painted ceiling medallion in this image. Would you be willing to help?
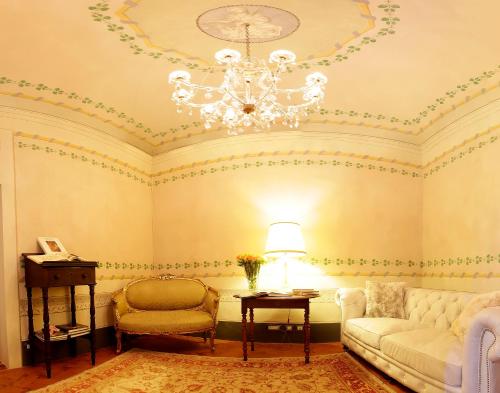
[196,5,300,43]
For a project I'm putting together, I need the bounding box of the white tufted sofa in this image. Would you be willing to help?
[336,287,500,393]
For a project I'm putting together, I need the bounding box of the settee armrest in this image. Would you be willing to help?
[463,306,500,393]
[203,286,220,322]
[111,289,129,326]
[335,288,366,332]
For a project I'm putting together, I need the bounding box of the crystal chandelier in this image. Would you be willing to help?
[168,24,327,135]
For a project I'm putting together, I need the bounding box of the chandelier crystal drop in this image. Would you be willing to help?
[168,24,327,135]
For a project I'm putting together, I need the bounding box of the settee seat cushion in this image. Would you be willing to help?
[126,279,207,310]
[345,318,421,349]
[380,328,463,386]
[118,310,213,333]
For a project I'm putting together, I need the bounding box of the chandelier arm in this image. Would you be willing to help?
[275,85,318,94]
[273,100,320,111]
[179,82,225,93]
[222,88,246,105]
[180,100,223,109]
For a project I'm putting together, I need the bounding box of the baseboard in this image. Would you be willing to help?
[21,322,340,366]
[214,321,340,343]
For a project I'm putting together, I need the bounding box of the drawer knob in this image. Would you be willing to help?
[81,273,88,279]
[53,274,60,280]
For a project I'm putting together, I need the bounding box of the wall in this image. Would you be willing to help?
[421,102,500,292]
[0,107,154,366]
[0,130,22,368]
[152,132,423,323]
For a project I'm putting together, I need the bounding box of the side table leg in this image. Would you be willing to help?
[304,302,310,364]
[69,285,77,357]
[89,284,96,366]
[242,306,248,361]
[249,307,254,351]
[42,287,51,378]
[26,287,35,365]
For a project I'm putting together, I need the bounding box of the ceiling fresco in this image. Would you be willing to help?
[1,0,499,154]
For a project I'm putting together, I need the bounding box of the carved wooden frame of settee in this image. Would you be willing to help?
[111,274,220,353]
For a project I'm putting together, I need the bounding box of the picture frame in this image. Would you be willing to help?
[37,237,67,255]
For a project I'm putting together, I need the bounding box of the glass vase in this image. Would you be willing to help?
[247,276,257,291]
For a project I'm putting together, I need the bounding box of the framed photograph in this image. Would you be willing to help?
[37,237,67,255]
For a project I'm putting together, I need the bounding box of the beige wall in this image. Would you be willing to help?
[0,130,22,368]
[0,109,154,368]
[152,133,423,322]
[421,116,500,292]
[0,102,498,366]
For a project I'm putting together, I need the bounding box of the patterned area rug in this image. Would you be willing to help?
[32,349,396,393]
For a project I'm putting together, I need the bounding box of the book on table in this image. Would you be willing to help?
[35,330,68,342]
[56,323,90,337]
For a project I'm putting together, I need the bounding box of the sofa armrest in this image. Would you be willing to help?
[111,289,129,326]
[203,286,220,322]
[463,306,500,393]
[335,288,366,332]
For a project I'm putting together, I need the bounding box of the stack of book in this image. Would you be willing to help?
[56,323,90,338]
[292,289,320,297]
[35,330,68,342]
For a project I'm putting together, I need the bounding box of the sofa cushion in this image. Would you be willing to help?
[126,278,207,310]
[380,328,463,386]
[118,310,213,333]
[366,281,406,318]
[345,318,421,349]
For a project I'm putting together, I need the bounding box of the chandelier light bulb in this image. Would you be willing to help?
[172,88,193,104]
[269,49,297,64]
[168,70,191,84]
[215,49,242,64]
[305,72,328,86]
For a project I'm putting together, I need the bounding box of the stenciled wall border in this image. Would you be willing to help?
[15,131,152,185]
[2,66,498,144]
[14,124,499,187]
[18,293,112,317]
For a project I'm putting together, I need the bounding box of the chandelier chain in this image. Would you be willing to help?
[245,23,251,59]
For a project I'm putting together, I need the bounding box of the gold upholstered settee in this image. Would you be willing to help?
[111,275,220,353]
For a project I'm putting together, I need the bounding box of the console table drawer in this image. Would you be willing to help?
[47,267,95,286]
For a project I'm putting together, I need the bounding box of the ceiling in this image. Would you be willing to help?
[1,0,499,155]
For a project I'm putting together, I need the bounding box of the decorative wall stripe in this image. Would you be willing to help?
[316,69,499,133]
[15,132,152,186]
[2,73,497,142]
[19,293,112,317]
[422,126,499,177]
[14,126,498,186]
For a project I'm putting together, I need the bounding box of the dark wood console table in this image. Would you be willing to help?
[237,295,314,364]
[23,253,98,378]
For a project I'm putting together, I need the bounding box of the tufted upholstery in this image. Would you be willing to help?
[404,288,473,330]
[337,287,500,393]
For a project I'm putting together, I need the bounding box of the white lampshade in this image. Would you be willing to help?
[264,222,306,256]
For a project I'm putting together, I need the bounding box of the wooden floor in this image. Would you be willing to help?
[0,336,413,392]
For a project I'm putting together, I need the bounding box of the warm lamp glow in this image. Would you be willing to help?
[264,222,306,257]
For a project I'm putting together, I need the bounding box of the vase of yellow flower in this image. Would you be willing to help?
[236,254,266,291]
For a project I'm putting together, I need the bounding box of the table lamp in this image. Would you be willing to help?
[264,222,306,290]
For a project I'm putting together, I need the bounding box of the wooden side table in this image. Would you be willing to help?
[237,295,314,364]
[23,254,98,378]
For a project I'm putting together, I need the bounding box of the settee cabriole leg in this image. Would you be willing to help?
[116,330,122,354]
[210,329,215,352]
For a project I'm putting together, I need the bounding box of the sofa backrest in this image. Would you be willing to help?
[404,288,474,330]
[125,277,207,311]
